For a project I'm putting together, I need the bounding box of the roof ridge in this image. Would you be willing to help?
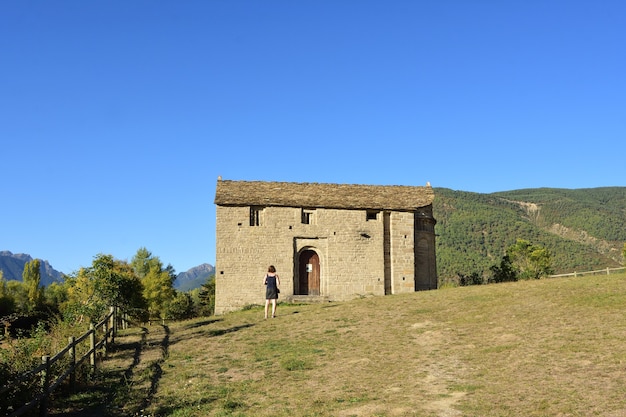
[215,180,434,211]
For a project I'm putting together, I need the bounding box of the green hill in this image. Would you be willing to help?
[433,187,626,281]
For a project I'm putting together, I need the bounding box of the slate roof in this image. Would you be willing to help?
[214,179,434,211]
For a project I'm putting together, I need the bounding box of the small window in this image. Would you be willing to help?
[250,206,263,226]
[301,209,315,225]
[366,210,379,221]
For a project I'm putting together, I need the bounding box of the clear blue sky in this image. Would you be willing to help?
[2,1,624,275]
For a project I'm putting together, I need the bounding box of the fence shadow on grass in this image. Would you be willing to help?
[52,320,254,415]
[181,318,223,329]
[206,323,254,337]
[50,325,169,417]
[167,320,255,347]
[137,324,169,412]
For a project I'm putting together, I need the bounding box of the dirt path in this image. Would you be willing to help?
[49,323,170,417]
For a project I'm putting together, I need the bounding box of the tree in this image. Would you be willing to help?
[0,270,16,315]
[44,281,68,312]
[131,247,157,279]
[506,239,553,280]
[64,254,146,323]
[63,267,97,321]
[0,269,5,298]
[197,275,216,316]
[143,265,176,319]
[165,291,195,320]
[131,248,176,319]
[5,281,27,313]
[489,254,518,283]
[22,259,44,312]
[622,243,626,265]
[457,271,484,286]
[90,254,145,310]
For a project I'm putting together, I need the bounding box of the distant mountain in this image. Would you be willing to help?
[174,263,215,291]
[0,251,64,286]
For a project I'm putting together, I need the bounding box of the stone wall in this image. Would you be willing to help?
[215,203,436,314]
[389,211,416,294]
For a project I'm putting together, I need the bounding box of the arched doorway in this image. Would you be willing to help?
[297,249,320,296]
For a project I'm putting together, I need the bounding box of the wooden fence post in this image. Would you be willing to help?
[103,320,109,356]
[40,355,50,417]
[3,311,133,417]
[89,323,96,375]
[69,336,76,392]
[109,306,116,344]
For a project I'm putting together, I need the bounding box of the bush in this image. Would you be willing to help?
[165,292,195,320]
[458,272,484,286]
[0,322,51,415]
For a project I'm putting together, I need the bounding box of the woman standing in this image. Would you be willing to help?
[264,265,281,319]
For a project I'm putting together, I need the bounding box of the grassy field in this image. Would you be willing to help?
[53,273,626,417]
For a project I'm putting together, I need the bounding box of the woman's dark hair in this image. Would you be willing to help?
[268,265,276,273]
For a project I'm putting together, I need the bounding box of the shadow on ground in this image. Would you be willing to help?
[49,325,169,417]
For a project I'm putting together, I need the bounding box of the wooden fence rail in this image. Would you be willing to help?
[549,266,626,278]
[0,306,124,417]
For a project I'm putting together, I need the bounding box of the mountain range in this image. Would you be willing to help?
[173,263,215,291]
[0,251,64,287]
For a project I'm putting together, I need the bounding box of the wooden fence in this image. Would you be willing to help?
[550,266,626,278]
[0,307,124,417]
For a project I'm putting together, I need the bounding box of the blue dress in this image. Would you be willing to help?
[265,275,278,300]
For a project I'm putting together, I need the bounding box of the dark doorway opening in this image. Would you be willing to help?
[297,250,320,295]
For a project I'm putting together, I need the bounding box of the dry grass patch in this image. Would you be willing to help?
[62,273,626,416]
[147,297,470,416]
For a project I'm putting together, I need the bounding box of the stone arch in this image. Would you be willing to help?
[295,248,320,295]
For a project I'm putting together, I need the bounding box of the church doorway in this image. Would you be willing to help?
[297,249,320,296]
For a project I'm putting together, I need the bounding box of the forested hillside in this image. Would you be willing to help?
[433,187,626,281]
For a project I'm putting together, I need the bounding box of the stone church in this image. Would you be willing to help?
[213,179,437,314]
